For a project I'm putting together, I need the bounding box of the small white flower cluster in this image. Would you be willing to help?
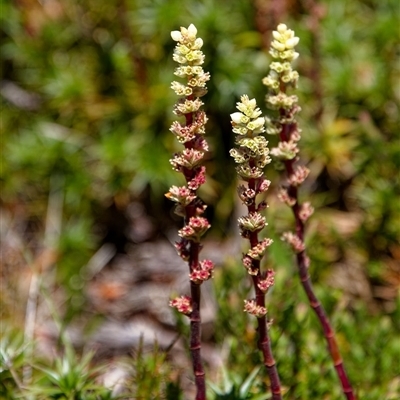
[263,23,300,121]
[230,95,271,181]
[243,299,267,318]
[269,23,300,61]
[170,24,210,102]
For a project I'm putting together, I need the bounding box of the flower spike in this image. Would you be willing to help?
[230,96,282,399]
[263,24,356,400]
[167,24,213,400]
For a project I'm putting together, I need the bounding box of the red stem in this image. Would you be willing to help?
[189,281,206,400]
[248,180,282,399]
[279,120,356,400]
[184,106,206,400]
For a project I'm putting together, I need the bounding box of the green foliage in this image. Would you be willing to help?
[32,346,112,400]
[209,366,268,400]
[0,330,27,398]
[0,329,113,400]
[129,339,182,400]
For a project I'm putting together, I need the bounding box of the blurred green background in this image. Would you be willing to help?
[1,0,399,399]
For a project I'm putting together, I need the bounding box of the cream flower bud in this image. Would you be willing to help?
[247,117,265,131]
[231,112,246,124]
[272,31,282,41]
[285,37,300,49]
[271,40,286,52]
[277,23,288,33]
[187,23,197,39]
[171,30,183,42]
[193,38,203,49]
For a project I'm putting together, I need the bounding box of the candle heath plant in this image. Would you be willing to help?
[263,23,356,400]
[167,22,357,400]
[230,95,282,399]
[166,24,214,400]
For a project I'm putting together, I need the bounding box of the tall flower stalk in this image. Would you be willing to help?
[263,24,356,400]
[167,24,214,400]
[230,95,282,399]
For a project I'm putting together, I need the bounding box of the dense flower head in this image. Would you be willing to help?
[270,24,300,62]
[170,24,210,100]
[171,24,204,63]
[244,299,267,317]
[189,259,215,284]
[231,95,265,136]
[281,231,305,253]
[238,212,267,236]
[165,185,196,206]
[230,95,272,182]
[178,216,211,242]
[263,23,300,121]
[270,140,299,160]
[246,238,273,260]
[174,98,204,115]
[170,295,192,315]
[287,165,310,186]
[170,148,205,171]
[257,269,275,292]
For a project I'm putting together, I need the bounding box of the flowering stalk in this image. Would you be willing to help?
[230,95,282,399]
[263,24,356,399]
[167,24,214,400]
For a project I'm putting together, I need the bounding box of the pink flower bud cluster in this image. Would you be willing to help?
[169,295,193,315]
[257,269,275,292]
[178,217,211,242]
[281,232,305,253]
[287,165,310,187]
[243,299,267,318]
[298,202,314,223]
[189,259,215,284]
[246,238,273,260]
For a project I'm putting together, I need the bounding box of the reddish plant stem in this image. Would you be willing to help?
[189,281,206,400]
[184,106,206,400]
[247,180,282,400]
[280,119,356,400]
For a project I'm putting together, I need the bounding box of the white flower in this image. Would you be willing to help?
[171,24,198,43]
[247,117,265,131]
[187,23,197,39]
[231,112,245,124]
[285,37,300,49]
[171,30,182,42]
[277,23,288,33]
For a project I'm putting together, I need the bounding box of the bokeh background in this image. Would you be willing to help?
[1,0,399,399]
